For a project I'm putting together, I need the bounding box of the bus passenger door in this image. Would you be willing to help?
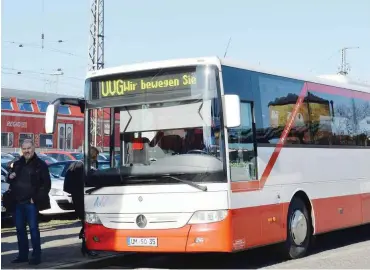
[229,101,261,248]
[228,101,258,182]
[229,101,284,247]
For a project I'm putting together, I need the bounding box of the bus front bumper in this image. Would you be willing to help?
[84,216,232,253]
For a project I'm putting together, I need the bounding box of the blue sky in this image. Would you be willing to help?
[2,0,369,97]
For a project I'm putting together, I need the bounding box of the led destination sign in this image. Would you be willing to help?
[96,72,197,98]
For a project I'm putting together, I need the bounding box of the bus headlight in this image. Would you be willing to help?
[85,212,102,224]
[188,210,228,224]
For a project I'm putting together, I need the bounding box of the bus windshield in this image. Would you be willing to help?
[85,65,227,187]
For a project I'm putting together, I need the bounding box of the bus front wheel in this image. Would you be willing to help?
[283,196,312,259]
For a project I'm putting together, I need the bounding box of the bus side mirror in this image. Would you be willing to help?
[45,102,60,134]
[223,94,241,128]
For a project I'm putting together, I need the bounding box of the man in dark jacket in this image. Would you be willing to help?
[7,139,51,265]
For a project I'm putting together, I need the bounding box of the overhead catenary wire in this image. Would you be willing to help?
[1,71,82,90]
[2,1,87,95]
[2,66,84,81]
[3,40,86,59]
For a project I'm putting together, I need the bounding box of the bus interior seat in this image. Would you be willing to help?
[159,135,183,154]
[190,133,205,150]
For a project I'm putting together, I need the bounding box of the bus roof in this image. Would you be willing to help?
[85,57,220,78]
[86,56,370,94]
[221,58,370,94]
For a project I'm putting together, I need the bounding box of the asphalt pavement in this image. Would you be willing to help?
[1,216,122,269]
[102,224,370,269]
[2,215,368,269]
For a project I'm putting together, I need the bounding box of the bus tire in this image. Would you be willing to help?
[284,196,312,259]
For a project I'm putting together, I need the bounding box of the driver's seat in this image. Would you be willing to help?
[160,135,183,154]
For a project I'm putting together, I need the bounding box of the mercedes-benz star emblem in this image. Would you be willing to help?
[138,196,143,202]
[136,214,147,228]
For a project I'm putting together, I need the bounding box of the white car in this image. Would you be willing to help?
[1,163,11,219]
[1,167,10,190]
[1,164,11,217]
[43,160,110,215]
[0,161,74,216]
[39,175,75,215]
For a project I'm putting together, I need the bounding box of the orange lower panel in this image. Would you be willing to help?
[230,193,367,251]
[230,203,288,250]
[85,214,232,253]
[312,193,364,233]
[85,193,369,253]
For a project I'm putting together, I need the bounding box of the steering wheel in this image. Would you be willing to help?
[186,149,208,155]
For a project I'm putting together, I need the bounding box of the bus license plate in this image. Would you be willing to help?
[127,237,158,247]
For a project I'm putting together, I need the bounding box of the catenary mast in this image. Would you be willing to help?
[88,0,104,148]
[338,46,359,76]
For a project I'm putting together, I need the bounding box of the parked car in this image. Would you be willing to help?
[70,152,110,162]
[1,187,10,219]
[1,153,14,161]
[0,158,111,217]
[0,159,74,217]
[1,155,14,170]
[37,153,58,165]
[100,152,110,160]
[1,160,10,171]
[101,153,122,166]
[48,160,111,178]
[42,160,110,215]
[8,152,21,159]
[40,151,78,162]
[1,165,9,190]
[1,164,11,219]
[69,152,83,160]
[39,175,75,216]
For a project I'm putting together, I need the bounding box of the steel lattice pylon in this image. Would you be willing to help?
[88,0,104,71]
[88,0,104,149]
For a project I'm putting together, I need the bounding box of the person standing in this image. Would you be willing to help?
[89,146,100,170]
[63,146,99,257]
[7,139,51,265]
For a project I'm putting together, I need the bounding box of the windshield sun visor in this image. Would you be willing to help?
[120,100,212,133]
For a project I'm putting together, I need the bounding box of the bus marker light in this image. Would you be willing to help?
[268,217,277,223]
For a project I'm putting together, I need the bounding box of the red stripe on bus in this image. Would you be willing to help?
[307,82,370,101]
[231,83,309,192]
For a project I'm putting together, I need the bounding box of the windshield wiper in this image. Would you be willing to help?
[159,175,207,192]
[85,173,209,194]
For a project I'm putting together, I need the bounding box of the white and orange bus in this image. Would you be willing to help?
[45,56,370,260]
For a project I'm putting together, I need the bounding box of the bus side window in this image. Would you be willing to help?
[228,102,257,181]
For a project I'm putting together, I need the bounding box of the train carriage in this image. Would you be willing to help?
[1,88,120,152]
[1,88,84,151]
